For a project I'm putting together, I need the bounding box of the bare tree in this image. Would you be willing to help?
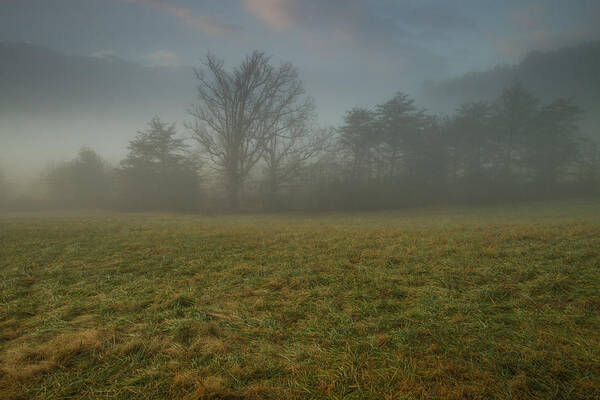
[262,110,332,209]
[188,51,310,210]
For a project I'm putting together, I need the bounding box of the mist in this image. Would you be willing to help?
[1,1,600,211]
[3,3,600,399]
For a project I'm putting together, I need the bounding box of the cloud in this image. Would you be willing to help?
[144,49,179,66]
[243,1,475,37]
[243,0,299,31]
[241,0,461,87]
[120,0,240,37]
[91,49,115,58]
[242,0,476,61]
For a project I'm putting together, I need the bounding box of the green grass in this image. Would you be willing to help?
[1,200,599,399]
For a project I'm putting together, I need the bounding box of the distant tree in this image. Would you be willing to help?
[576,136,600,193]
[261,121,331,210]
[375,92,429,180]
[297,151,348,210]
[46,147,112,208]
[526,98,582,186]
[117,117,201,211]
[338,108,378,180]
[189,51,310,210]
[449,101,495,182]
[494,81,540,178]
[418,114,451,190]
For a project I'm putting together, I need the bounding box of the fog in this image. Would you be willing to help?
[1,1,599,211]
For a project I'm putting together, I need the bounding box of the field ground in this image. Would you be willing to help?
[1,200,599,399]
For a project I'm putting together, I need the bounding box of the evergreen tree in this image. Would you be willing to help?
[117,117,201,211]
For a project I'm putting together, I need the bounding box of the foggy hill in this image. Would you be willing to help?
[3,40,600,127]
[0,42,196,175]
[419,41,600,136]
[0,41,194,116]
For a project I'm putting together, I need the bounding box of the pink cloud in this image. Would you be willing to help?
[243,0,298,31]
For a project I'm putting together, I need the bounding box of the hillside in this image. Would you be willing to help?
[0,42,195,116]
[0,42,197,174]
[419,41,600,136]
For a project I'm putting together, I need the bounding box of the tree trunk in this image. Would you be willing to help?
[227,184,240,211]
[265,169,280,211]
[225,170,241,211]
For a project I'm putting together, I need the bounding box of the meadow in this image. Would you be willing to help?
[1,200,599,399]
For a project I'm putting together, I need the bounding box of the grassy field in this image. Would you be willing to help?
[1,200,599,399]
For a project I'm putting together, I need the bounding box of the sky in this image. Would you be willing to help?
[2,0,599,97]
[1,0,600,178]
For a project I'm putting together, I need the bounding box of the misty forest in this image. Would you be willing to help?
[1,2,600,400]
[1,49,600,211]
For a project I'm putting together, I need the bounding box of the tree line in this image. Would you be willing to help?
[330,82,599,209]
[1,51,599,212]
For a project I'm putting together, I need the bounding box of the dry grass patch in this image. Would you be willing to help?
[0,328,105,397]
